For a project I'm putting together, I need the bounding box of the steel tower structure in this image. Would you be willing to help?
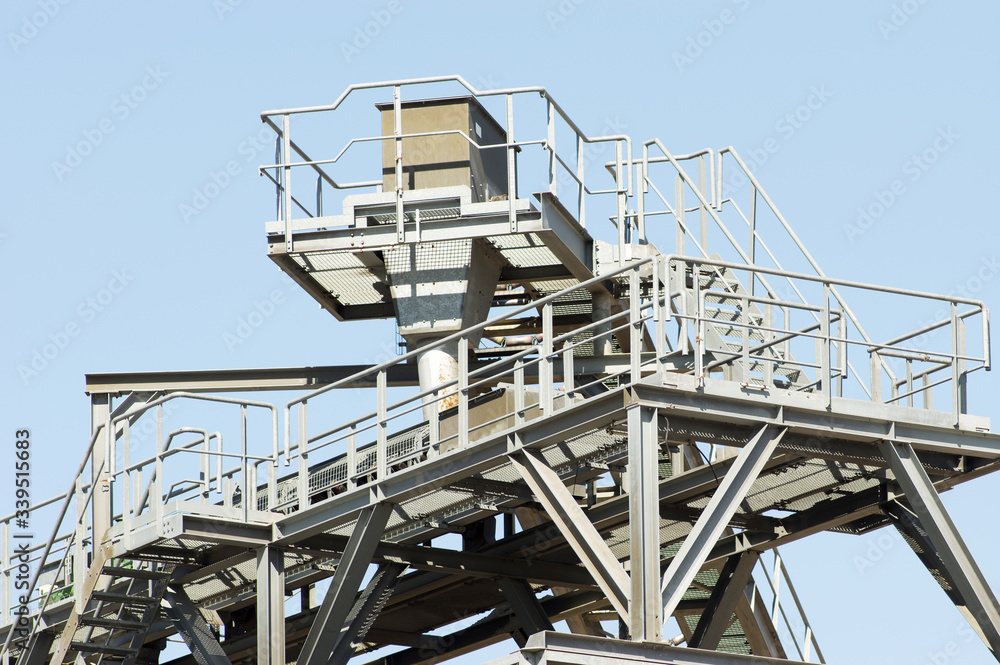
[3,76,999,665]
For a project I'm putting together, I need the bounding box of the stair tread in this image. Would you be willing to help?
[79,616,148,630]
[102,565,169,580]
[91,591,159,605]
[69,641,139,656]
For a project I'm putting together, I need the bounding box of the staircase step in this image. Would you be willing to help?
[102,565,169,581]
[91,592,159,605]
[80,616,148,631]
[69,641,139,657]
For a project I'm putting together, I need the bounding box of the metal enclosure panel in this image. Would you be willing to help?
[378,96,509,202]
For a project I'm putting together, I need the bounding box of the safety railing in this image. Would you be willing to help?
[277,254,989,514]
[258,75,632,256]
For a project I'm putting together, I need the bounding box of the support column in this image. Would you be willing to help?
[90,394,112,551]
[627,404,662,641]
[881,441,1000,658]
[256,545,285,665]
[661,425,784,620]
[298,503,394,665]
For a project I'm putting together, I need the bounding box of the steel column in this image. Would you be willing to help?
[90,394,112,551]
[881,441,1000,657]
[661,425,785,619]
[297,502,394,665]
[255,545,285,665]
[510,449,631,623]
[163,587,233,665]
[628,404,662,641]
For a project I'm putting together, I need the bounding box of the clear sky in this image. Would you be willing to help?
[3,2,1000,664]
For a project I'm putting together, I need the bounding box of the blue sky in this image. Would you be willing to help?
[3,2,1000,663]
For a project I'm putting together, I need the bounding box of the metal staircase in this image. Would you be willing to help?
[50,545,172,665]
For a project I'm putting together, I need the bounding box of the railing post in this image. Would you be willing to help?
[576,134,585,227]
[377,369,388,478]
[122,419,131,539]
[298,403,308,513]
[749,184,757,298]
[458,337,469,450]
[820,283,832,408]
[240,404,248,522]
[741,294,750,384]
[870,351,882,403]
[547,100,556,197]
[695,267,705,386]
[675,175,686,257]
[514,357,526,428]
[698,156,708,253]
[952,304,968,423]
[764,302,774,387]
[316,174,323,218]
[636,159,646,244]
[616,141,626,266]
[282,114,293,253]
[630,267,641,384]
[506,93,517,233]
[393,86,404,244]
[541,306,554,414]
[347,425,357,490]
[653,256,665,374]
[74,475,85,606]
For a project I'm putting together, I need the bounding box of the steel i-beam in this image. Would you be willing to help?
[628,404,662,641]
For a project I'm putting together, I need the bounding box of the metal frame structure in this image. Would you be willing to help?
[2,76,997,665]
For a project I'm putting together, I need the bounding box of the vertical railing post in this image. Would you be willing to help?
[547,100,556,197]
[377,369,388,478]
[630,267,642,384]
[870,351,882,403]
[695,266,705,386]
[820,284,832,408]
[541,306,554,414]
[74,474,85,604]
[675,175,686,256]
[316,174,323,218]
[506,94,517,233]
[836,307,846,397]
[458,337,469,450]
[282,114,293,253]
[653,256,665,374]
[347,425,357,491]
[698,156,708,253]
[562,347,575,401]
[298,403,308,513]
[953,304,968,422]
[636,158,646,244]
[741,294,750,384]
[393,86,404,243]
[764,302,774,387]
[514,358,526,428]
[616,141,626,266]
[576,134,585,227]
[749,184,757,298]
[240,404,248,522]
